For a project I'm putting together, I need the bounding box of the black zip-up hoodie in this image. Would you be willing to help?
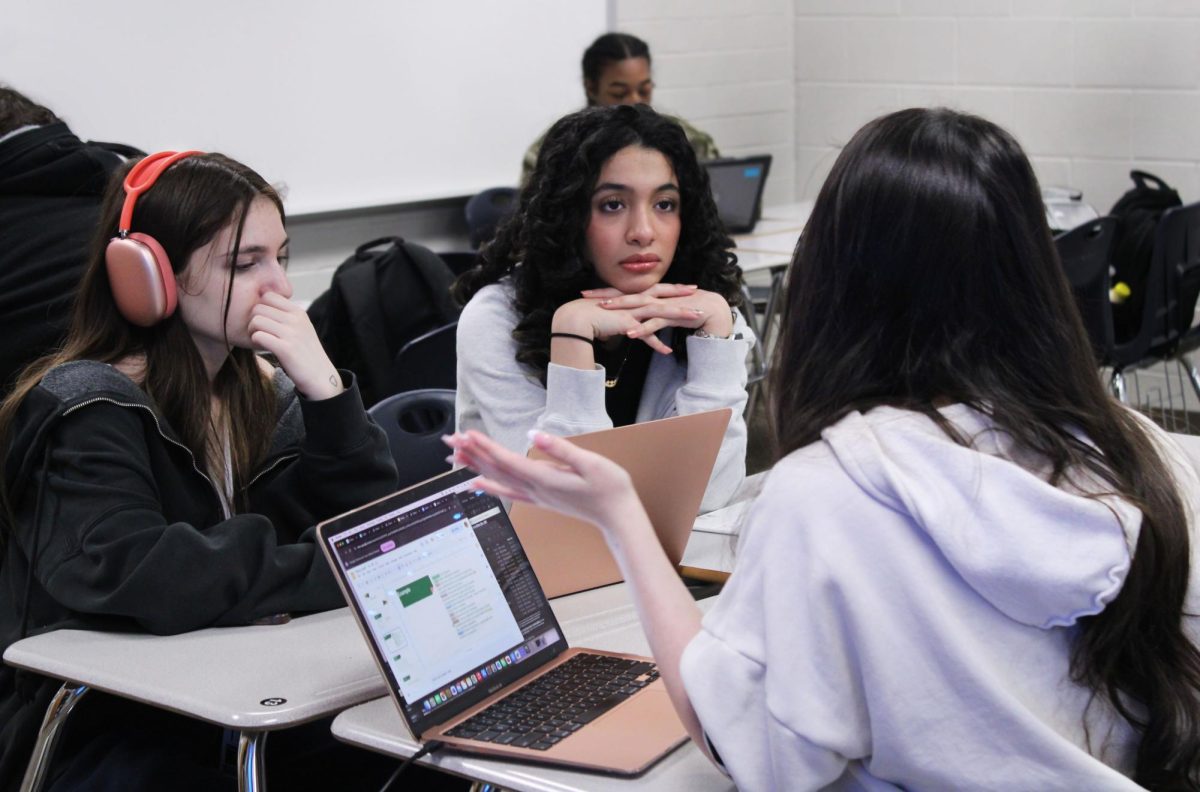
[0,360,398,787]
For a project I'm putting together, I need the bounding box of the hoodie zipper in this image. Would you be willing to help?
[62,396,302,510]
[243,452,298,491]
[63,397,227,515]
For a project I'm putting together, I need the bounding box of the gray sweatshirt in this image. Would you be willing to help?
[455,281,753,511]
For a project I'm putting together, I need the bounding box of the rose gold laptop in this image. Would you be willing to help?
[510,408,733,598]
[317,468,688,775]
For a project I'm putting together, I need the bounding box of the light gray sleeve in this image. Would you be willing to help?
[455,284,613,456]
[677,310,753,511]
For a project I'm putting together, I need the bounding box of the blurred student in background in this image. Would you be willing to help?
[520,32,719,185]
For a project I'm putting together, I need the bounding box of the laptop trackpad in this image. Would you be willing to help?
[541,683,688,775]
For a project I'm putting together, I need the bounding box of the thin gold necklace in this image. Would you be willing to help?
[603,340,633,389]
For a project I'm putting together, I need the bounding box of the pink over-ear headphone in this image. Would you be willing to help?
[105,150,203,327]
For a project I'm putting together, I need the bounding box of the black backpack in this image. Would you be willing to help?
[1108,170,1182,341]
[308,237,460,406]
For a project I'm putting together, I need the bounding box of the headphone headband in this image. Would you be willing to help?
[117,150,204,234]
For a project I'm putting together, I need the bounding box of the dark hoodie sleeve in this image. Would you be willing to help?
[24,403,343,634]
[245,371,399,542]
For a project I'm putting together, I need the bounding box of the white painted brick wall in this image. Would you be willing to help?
[616,0,796,206]
[791,2,1200,210]
[615,1,1200,215]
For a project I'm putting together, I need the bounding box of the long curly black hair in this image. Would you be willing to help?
[453,103,742,384]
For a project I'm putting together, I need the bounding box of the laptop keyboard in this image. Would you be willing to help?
[444,653,660,751]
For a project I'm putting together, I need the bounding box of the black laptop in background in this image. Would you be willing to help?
[703,154,772,234]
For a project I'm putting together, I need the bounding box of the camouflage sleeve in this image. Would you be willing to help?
[677,116,721,161]
[520,132,544,187]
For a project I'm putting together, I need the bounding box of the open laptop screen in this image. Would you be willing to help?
[704,154,772,234]
[321,468,568,735]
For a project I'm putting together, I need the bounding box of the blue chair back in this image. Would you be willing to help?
[368,388,457,488]
[1055,216,1117,363]
[394,321,457,394]
[438,251,478,276]
[465,187,518,249]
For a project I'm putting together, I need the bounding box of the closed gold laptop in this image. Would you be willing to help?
[510,408,733,598]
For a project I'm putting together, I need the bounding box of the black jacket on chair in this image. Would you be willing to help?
[0,123,128,394]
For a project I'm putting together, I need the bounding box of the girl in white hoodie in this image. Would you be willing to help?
[446,108,1200,791]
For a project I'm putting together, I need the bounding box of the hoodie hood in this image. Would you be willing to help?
[821,405,1141,630]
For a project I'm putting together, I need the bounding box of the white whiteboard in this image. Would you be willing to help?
[2,1,609,215]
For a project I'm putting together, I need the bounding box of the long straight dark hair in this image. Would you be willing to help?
[771,107,1200,787]
[0,154,282,532]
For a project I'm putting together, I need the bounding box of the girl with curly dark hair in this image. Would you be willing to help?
[454,103,752,511]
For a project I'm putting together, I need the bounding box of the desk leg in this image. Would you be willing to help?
[237,731,268,792]
[746,267,787,421]
[19,681,90,792]
[1181,353,1200,401]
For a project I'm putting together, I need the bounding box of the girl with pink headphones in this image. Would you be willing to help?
[0,152,399,789]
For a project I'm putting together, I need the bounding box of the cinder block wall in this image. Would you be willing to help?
[790,0,1200,211]
[617,0,798,208]
[619,0,1200,212]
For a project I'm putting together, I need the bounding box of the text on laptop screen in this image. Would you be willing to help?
[324,470,567,731]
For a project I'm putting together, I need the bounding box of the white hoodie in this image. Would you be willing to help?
[680,404,1200,791]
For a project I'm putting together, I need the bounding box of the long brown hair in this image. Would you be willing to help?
[771,108,1200,787]
[0,153,283,525]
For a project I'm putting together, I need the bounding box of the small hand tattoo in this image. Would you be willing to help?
[329,373,339,387]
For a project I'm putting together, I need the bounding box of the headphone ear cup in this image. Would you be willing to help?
[105,233,178,327]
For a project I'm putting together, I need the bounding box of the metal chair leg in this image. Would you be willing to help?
[760,269,786,352]
[745,380,762,424]
[1180,353,1200,402]
[237,731,268,792]
[1111,369,1128,403]
[19,681,89,792]
[737,285,769,423]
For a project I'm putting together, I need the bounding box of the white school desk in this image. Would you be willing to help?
[733,201,812,276]
[330,584,732,792]
[6,585,730,792]
[327,475,766,791]
[677,470,763,583]
[4,608,385,792]
[3,471,762,792]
